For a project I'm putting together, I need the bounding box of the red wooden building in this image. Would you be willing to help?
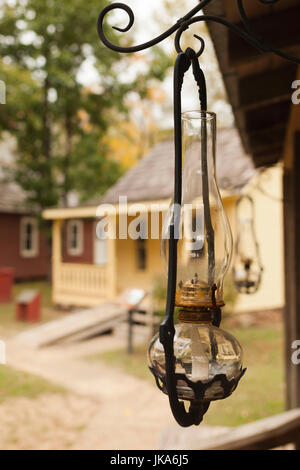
[0,178,49,281]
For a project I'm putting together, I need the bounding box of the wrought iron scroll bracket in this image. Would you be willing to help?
[97,0,300,65]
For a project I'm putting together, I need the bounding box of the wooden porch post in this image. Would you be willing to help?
[52,219,62,304]
[108,215,117,299]
[283,131,300,449]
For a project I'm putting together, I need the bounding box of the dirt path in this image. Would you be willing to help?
[5,333,175,450]
[0,393,98,450]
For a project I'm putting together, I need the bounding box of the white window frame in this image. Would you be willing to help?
[20,217,39,258]
[67,219,84,257]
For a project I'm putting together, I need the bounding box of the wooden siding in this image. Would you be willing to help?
[0,213,49,280]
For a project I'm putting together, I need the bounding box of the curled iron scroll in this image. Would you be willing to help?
[97,0,300,64]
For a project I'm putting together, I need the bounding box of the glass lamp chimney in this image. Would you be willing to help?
[149,111,244,404]
[161,111,233,308]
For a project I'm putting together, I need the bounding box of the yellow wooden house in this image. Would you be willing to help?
[43,127,284,313]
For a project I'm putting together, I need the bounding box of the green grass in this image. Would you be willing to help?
[203,327,284,426]
[0,364,65,402]
[0,282,66,403]
[92,325,284,427]
[0,281,61,337]
[95,344,153,383]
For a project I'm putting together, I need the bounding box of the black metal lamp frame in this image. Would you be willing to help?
[97,0,300,427]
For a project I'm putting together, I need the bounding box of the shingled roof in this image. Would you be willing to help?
[0,180,31,213]
[0,137,34,214]
[101,127,256,205]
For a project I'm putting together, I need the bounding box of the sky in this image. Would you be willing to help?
[108,0,187,44]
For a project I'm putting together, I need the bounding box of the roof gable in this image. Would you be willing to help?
[101,127,256,205]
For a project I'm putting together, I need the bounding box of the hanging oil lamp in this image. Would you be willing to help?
[148,99,245,426]
[97,0,300,428]
[233,195,263,295]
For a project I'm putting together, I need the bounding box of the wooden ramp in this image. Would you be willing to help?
[13,302,128,349]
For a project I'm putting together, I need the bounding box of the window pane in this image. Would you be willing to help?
[68,220,83,256]
[25,223,33,251]
[71,224,78,249]
[20,218,38,258]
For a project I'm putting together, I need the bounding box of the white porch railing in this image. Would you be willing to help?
[54,263,110,306]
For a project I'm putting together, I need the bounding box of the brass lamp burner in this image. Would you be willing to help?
[176,274,225,309]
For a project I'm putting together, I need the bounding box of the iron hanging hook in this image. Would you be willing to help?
[175,28,206,59]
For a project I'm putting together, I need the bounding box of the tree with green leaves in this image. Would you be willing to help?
[0,0,172,210]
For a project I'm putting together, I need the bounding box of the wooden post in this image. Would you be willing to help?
[127,309,133,355]
[52,219,62,305]
[107,215,117,299]
[283,131,300,449]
